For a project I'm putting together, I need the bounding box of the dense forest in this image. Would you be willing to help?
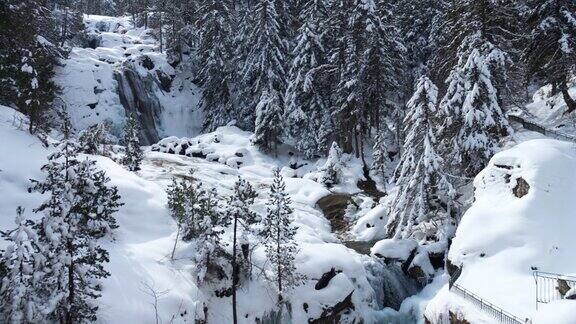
[0,0,575,323]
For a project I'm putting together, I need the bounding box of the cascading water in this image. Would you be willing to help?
[365,259,420,323]
[114,67,163,145]
[365,259,418,310]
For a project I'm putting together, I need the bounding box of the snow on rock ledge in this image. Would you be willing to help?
[151,127,254,169]
[425,139,576,323]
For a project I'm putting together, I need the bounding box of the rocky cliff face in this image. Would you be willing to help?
[114,60,164,144]
[54,15,201,144]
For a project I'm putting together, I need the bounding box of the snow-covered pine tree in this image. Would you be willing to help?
[360,0,404,132]
[431,0,518,176]
[29,119,122,323]
[196,0,237,131]
[167,177,187,261]
[0,207,43,323]
[523,0,576,113]
[284,0,332,158]
[253,89,283,153]
[122,114,144,171]
[187,185,230,285]
[318,142,345,187]
[430,0,520,86]
[241,0,287,151]
[180,170,207,242]
[0,0,59,134]
[441,46,510,176]
[226,176,258,324]
[78,122,114,156]
[163,0,197,66]
[370,133,388,186]
[260,168,302,302]
[331,0,363,155]
[394,0,446,89]
[386,76,452,239]
[327,0,404,157]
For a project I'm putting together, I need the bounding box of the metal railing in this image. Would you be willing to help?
[533,271,576,309]
[451,283,529,324]
[508,114,576,142]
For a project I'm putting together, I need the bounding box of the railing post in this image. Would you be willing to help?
[533,272,538,311]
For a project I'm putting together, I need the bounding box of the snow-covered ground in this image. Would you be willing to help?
[54,15,202,139]
[426,139,576,323]
[0,104,421,323]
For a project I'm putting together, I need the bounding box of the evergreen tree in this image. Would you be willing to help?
[78,122,114,156]
[186,184,230,285]
[523,0,576,113]
[394,0,445,101]
[360,0,404,132]
[260,168,302,302]
[240,0,287,151]
[0,207,44,323]
[0,0,59,134]
[226,177,258,324]
[331,0,363,155]
[284,0,332,157]
[196,0,237,131]
[253,90,283,153]
[430,0,520,86]
[29,120,122,323]
[166,177,187,261]
[441,47,510,176]
[370,133,388,186]
[318,142,345,187]
[122,114,144,172]
[386,76,451,239]
[328,0,403,156]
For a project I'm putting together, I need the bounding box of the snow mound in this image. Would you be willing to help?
[426,139,576,323]
[371,239,417,261]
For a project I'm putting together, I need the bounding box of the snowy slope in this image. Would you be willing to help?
[0,105,415,323]
[54,15,201,139]
[425,139,576,323]
[0,107,49,233]
[0,105,199,322]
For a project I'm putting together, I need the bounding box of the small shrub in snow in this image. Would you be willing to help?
[0,207,43,323]
[166,177,188,261]
[182,181,230,285]
[122,114,143,171]
[318,142,344,187]
[78,121,115,156]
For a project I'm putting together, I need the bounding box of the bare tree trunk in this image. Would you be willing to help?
[66,239,75,324]
[562,85,576,115]
[232,215,238,324]
[159,12,163,53]
[276,218,282,302]
[61,8,69,47]
[170,225,180,261]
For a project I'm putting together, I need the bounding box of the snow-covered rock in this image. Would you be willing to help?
[426,139,576,323]
[371,239,417,262]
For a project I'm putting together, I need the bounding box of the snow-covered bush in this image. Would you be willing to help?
[318,142,345,188]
